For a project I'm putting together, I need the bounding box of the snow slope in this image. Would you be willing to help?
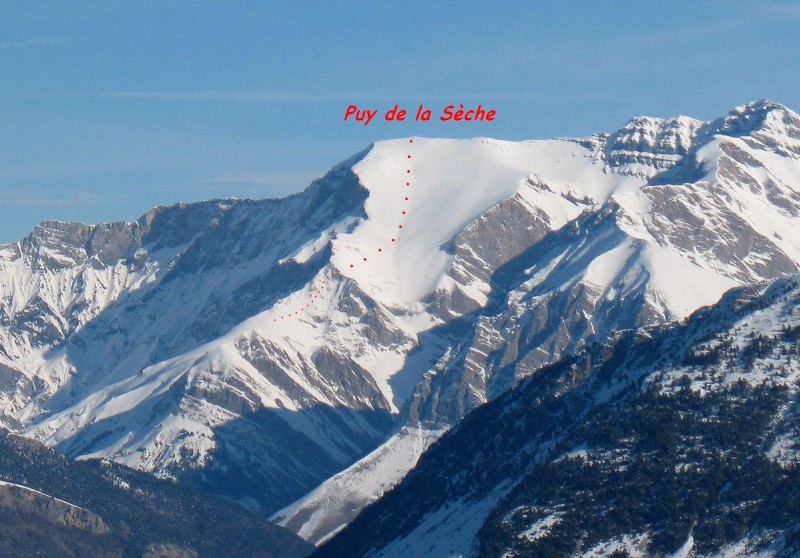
[272,426,443,545]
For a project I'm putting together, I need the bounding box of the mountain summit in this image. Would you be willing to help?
[0,101,799,545]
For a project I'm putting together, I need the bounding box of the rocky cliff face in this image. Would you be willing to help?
[0,480,109,534]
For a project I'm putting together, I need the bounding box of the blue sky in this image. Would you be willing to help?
[1,1,799,242]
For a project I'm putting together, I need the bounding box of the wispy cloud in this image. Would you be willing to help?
[0,39,60,49]
[178,170,319,198]
[29,90,631,107]
[755,1,800,18]
[565,16,751,52]
[203,170,319,187]
[0,190,104,208]
[37,90,408,103]
[34,90,538,104]
[67,90,344,102]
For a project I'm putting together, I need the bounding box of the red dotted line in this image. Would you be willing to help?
[348,138,413,269]
[275,138,413,321]
[274,270,340,321]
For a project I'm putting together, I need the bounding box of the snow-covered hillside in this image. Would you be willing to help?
[0,100,798,538]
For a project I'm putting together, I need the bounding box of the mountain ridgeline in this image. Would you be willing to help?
[0,100,798,552]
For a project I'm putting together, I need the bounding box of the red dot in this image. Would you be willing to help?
[407,155,411,159]
[350,264,354,268]
[405,197,409,200]
[402,211,406,214]
[391,238,395,242]
[378,248,382,252]
[399,225,403,229]
[406,170,410,174]
[363,257,368,261]
[409,139,413,143]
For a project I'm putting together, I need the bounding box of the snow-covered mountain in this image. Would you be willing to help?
[314,274,800,557]
[277,100,800,544]
[0,100,798,540]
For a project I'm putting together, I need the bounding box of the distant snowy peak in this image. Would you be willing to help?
[710,99,800,140]
[335,136,645,307]
[590,99,800,179]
